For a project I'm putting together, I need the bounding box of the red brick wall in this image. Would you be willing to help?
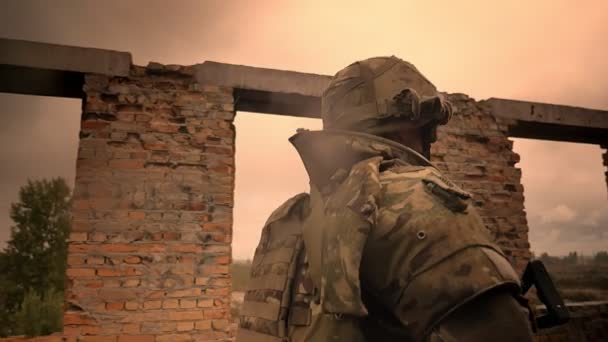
[432,94,531,272]
[64,63,235,341]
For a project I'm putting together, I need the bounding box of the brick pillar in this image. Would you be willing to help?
[431,94,530,273]
[65,63,235,341]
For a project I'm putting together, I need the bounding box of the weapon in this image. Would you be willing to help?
[521,260,570,329]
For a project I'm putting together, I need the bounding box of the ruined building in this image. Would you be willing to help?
[0,38,607,341]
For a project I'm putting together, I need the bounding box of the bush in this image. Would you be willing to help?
[231,260,252,292]
[14,288,63,337]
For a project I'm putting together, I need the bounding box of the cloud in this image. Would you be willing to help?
[582,209,602,227]
[540,204,577,224]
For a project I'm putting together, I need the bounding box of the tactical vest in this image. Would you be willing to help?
[236,193,314,342]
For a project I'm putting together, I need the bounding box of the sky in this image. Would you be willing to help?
[0,0,606,258]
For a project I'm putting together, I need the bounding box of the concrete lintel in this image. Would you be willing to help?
[196,61,330,117]
[484,98,608,144]
[0,38,132,76]
[484,98,608,130]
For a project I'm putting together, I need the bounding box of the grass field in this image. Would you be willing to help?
[544,263,608,302]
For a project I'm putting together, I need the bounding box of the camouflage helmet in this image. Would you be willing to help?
[321,56,452,142]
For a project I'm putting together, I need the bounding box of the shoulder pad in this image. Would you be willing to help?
[380,166,472,213]
[265,192,310,226]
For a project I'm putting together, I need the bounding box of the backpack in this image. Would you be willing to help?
[236,193,313,342]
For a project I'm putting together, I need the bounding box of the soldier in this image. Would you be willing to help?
[237,56,534,341]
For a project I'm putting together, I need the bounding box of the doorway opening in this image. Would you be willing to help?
[0,93,81,337]
[230,111,320,318]
[513,138,608,303]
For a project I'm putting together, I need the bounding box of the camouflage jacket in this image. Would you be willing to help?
[238,129,521,342]
[289,129,521,341]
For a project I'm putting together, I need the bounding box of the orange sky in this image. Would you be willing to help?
[0,0,607,258]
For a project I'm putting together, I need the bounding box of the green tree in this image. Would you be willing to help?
[14,288,64,337]
[538,252,559,264]
[0,178,71,337]
[562,251,578,265]
[594,251,608,264]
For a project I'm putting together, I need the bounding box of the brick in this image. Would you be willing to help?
[106,302,125,310]
[63,326,81,336]
[124,256,142,264]
[109,159,144,169]
[155,334,191,342]
[123,279,141,287]
[117,335,154,342]
[162,232,181,240]
[99,244,138,253]
[82,120,110,130]
[64,313,97,325]
[79,325,101,336]
[70,232,88,241]
[67,255,86,265]
[200,221,230,232]
[197,299,214,308]
[194,320,212,330]
[177,321,195,331]
[125,301,140,310]
[195,277,209,285]
[192,331,229,341]
[90,232,107,242]
[210,277,230,286]
[128,211,146,220]
[168,243,203,253]
[179,256,196,264]
[205,287,230,296]
[179,299,197,309]
[97,269,123,277]
[84,280,104,288]
[121,323,141,334]
[168,310,204,321]
[87,256,106,265]
[143,300,161,310]
[198,265,229,276]
[66,268,96,277]
[213,255,231,264]
[211,319,229,331]
[99,288,138,300]
[203,309,227,319]
[79,337,117,342]
[167,288,201,298]
[162,299,179,309]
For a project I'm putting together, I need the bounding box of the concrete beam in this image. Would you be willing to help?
[196,61,330,117]
[0,37,605,144]
[0,38,131,98]
[0,38,131,76]
[483,98,608,144]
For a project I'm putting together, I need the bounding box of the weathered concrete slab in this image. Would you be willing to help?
[197,61,331,97]
[484,98,608,129]
[483,98,608,144]
[0,38,131,98]
[0,38,131,76]
[196,61,330,117]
